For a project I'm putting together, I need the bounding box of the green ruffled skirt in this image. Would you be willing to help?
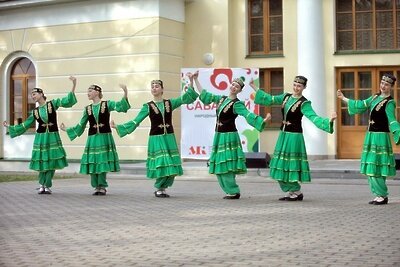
[30,132,68,171]
[79,133,120,174]
[360,132,396,177]
[269,131,310,182]
[208,132,246,175]
[147,133,183,179]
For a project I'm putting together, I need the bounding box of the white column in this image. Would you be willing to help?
[297,0,327,158]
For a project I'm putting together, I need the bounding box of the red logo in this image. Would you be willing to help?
[189,146,207,155]
[210,69,233,91]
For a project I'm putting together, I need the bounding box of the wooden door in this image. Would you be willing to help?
[336,67,400,158]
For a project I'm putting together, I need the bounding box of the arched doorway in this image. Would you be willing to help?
[2,56,37,159]
[9,58,36,128]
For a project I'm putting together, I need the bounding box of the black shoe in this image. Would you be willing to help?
[43,187,52,194]
[92,188,100,195]
[280,193,303,201]
[373,197,388,205]
[97,188,107,196]
[223,193,240,199]
[154,190,169,198]
[368,199,376,205]
[287,196,298,201]
[295,193,304,201]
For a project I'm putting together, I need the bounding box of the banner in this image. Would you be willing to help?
[180,68,260,159]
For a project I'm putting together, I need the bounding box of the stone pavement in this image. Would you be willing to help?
[3,159,400,179]
[0,174,400,267]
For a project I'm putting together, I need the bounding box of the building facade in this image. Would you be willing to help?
[0,0,399,160]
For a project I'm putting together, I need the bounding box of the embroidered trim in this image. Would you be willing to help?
[100,101,106,114]
[282,94,290,108]
[149,102,159,114]
[291,100,302,112]
[382,75,394,85]
[41,123,54,127]
[93,123,105,128]
[158,124,170,129]
[165,100,171,113]
[223,101,235,113]
[217,97,225,110]
[294,76,306,85]
[47,102,52,114]
[33,109,39,120]
[375,99,388,111]
[87,105,92,116]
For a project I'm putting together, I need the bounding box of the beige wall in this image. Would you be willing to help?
[184,0,230,67]
[1,16,184,160]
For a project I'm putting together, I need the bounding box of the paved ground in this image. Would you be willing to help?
[0,174,399,267]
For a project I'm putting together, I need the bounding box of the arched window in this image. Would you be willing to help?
[9,58,36,127]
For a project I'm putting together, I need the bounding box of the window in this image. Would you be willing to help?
[336,0,400,51]
[248,0,283,55]
[258,69,284,128]
[10,58,36,128]
[337,67,400,126]
[338,70,372,126]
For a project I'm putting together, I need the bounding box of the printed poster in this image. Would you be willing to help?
[180,68,260,159]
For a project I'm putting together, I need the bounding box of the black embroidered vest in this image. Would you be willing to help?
[368,95,392,132]
[34,101,58,133]
[87,101,111,136]
[148,100,174,135]
[281,94,307,133]
[216,97,239,133]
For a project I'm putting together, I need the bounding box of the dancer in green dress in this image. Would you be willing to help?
[337,74,399,205]
[61,84,130,195]
[111,77,198,198]
[193,71,270,199]
[3,76,77,194]
[250,76,337,201]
